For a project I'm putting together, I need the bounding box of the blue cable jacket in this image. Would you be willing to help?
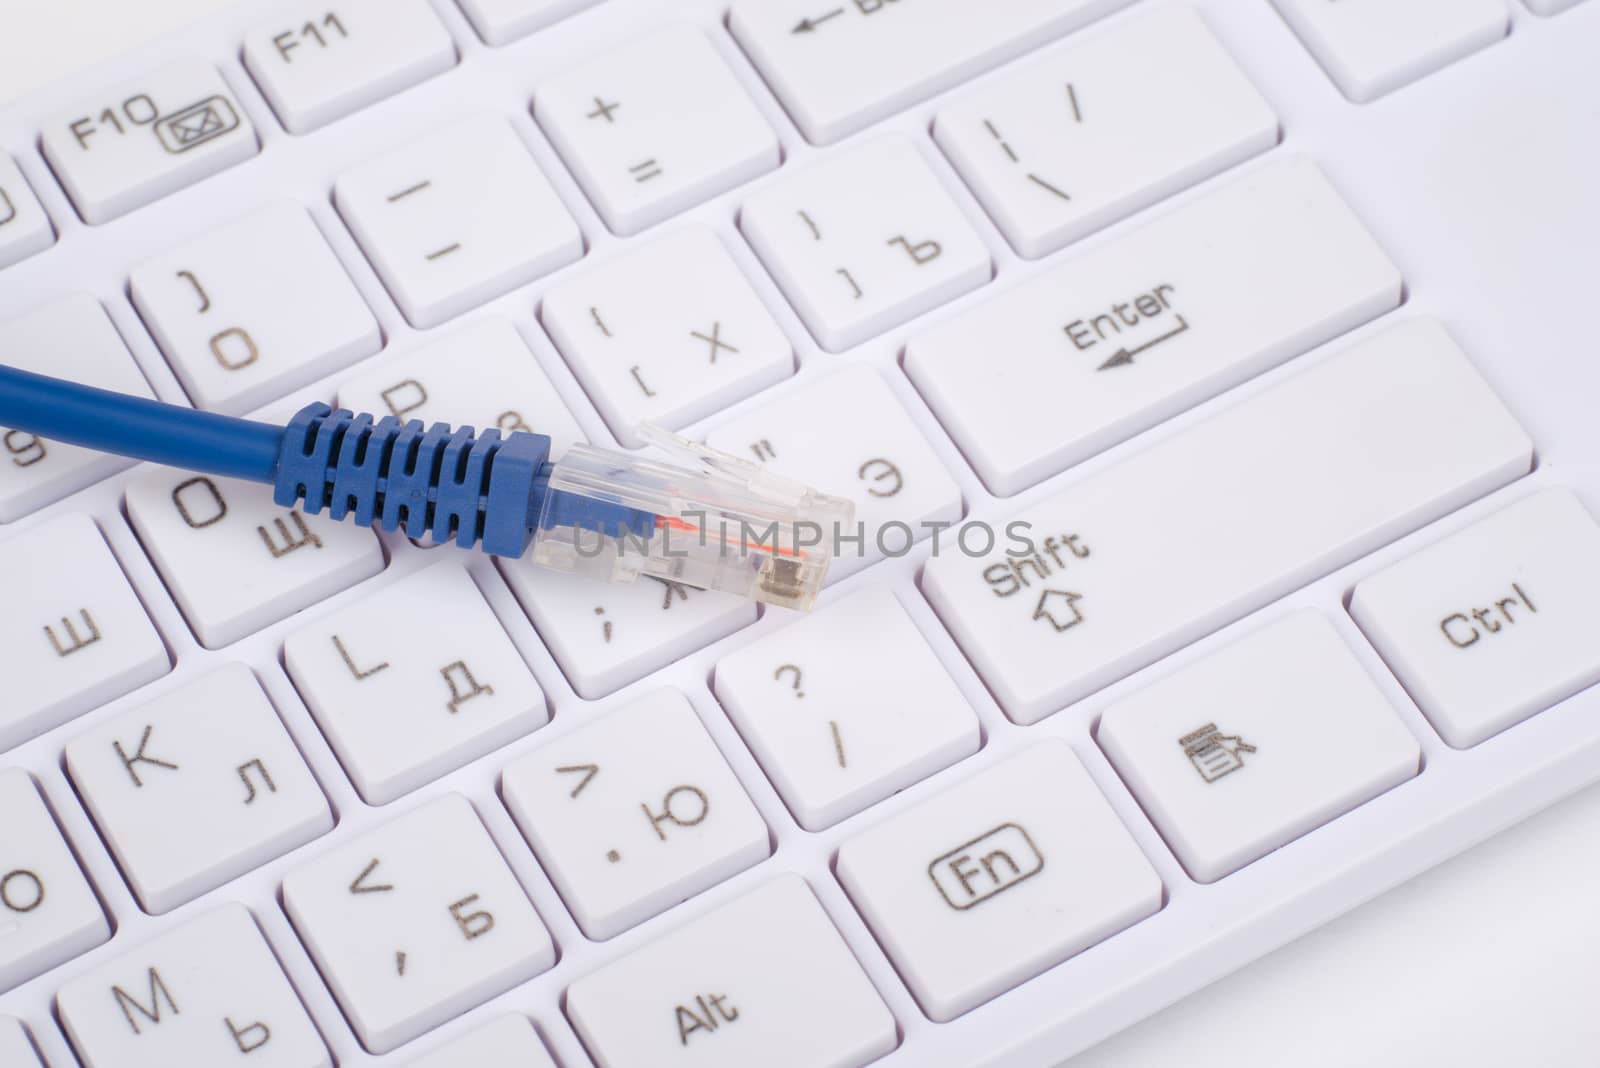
[0,365,655,559]
[0,364,283,483]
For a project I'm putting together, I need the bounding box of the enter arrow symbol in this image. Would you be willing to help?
[1033,589,1085,632]
[1096,315,1191,371]
[792,7,845,33]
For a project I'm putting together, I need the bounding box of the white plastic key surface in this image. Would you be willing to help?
[0,294,156,523]
[714,587,980,830]
[1273,0,1509,103]
[1526,0,1587,11]
[703,365,962,580]
[836,740,1162,1022]
[905,156,1402,496]
[39,60,259,224]
[534,25,780,235]
[338,317,587,460]
[933,7,1279,259]
[56,904,330,1068]
[740,138,992,352]
[923,318,1533,725]
[727,0,1132,145]
[129,201,381,414]
[243,0,457,134]
[1098,611,1420,883]
[285,561,547,806]
[1352,489,1600,749]
[0,513,168,752]
[566,874,898,1068]
[281,793,556,1054]
[457,0,599,45]
[502,688,770,939]
[541,226,792,447]
[408,1015,556,1067]
[0,155,53,270]
[335,115,583,329]
[64,664,333,914]
[124,467,385,649]
[0,1017,40,1066]
[0,769,109,994]
[499,559,756,699]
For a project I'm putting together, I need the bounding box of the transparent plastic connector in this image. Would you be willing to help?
[529,426,856,611]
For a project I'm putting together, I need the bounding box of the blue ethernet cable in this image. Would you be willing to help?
[0,365,853,609]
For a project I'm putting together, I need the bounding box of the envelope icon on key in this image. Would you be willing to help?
[153,96,240,154]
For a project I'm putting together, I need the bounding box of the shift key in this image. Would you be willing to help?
[905,156,1402,496]
[923,319,1532,725]
[40,60,259,224]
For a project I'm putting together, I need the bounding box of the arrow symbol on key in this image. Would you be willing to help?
[792,7,845,33]
[1096,316,1191,371]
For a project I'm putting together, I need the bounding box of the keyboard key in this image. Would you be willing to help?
[933,7,1278,258]
[714,588,979,830]
[0,155,53,270]
[0,514,168,751]
[285,561,547,806]
[923,318,1533,724]
[0,769,109,994]
[125,467,384,649]
[408,1015,557,1067]
[703,365,962,579]
[1273,0,1509,103]
[837,740,1161,1022]
[282,793,556,1054]
[39,60,259,224]
[335,115,583,328]
[130,201,381,414]
[0,1017,41,1066]
[499,559,756,699]
[1353,488,1600,748]
[542,226,792,447]
[1098,611,1419,882]
[0,294,156,522]
[57,904,330,1067]
[728,0,1131,145]
[64,663,334,914]
[458,0,599,45]
[1526,0,1587,11]
[534,25,780,235]
[905,156,1402,495]
[567,875,897,1068]
[503,688,769,939]
[243,0,457,134]
[338,317,587,460]
[741,138,991,352]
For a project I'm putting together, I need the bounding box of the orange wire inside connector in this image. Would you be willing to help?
[655,515,805,558]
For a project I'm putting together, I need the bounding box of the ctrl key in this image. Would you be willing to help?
[1352,487,1600,748]
[56,904,330,1067]
[567,875,897,1068]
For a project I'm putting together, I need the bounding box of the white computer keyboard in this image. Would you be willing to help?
[2,0,1599,1065]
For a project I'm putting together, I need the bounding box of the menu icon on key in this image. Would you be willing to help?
[927,822,1043,910]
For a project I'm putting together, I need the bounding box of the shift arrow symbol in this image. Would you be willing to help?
[1033,589,1085,632]
[792,7,845,33]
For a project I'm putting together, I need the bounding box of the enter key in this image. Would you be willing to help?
[905,156,1402,495]
[1353,488,1600,749]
